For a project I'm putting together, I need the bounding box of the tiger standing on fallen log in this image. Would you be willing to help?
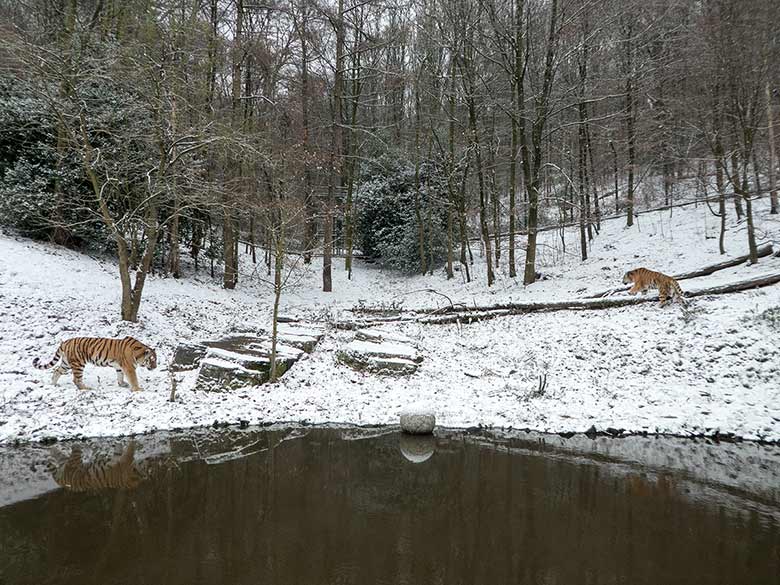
[33,336,157,391]
[622,268,686,306]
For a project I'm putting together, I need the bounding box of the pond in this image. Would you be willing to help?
[0,427,779,585]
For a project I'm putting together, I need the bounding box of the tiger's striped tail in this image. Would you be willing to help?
[672,279,687,305]
[33,347,61,370]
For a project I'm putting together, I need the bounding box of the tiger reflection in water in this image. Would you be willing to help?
[52,441,144,492]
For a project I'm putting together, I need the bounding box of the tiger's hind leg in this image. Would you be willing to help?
[658,283,669,307]
[52,365,68,386]
[70,360,93,391]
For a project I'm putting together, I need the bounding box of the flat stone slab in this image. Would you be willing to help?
[172,325,325,392]
[259,323,325,354]
[196,345,299,392]
[337,336,423,376]
[171,342,210,371]
[171,335,267,372]
[170,333,313,392]
[354,328,417,347]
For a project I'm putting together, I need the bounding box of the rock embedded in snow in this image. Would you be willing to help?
[337,336,423,375]
[259,323,325,354]
[354,327,417,347]
[188,336,304,391]
[172,327,323,373]
[400,405,435,435]
[172,327,323,391]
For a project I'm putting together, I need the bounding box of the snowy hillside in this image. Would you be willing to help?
[1,199,779,444]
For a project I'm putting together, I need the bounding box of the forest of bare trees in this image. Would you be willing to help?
[0,0,778,320]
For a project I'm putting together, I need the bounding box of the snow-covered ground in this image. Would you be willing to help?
[1,196,779,444]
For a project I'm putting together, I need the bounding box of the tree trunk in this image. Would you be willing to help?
[323,0,344,292]
[578,130,587,261]
[299,0,315,263]
[767,82,778,214]
[744,191,758,264]
[223,209,237,289]
[623,19,635,228]
[730,150,744,219]
[586,124,600,231]
[249,214,256,263]
[715,153,727,255]
[344,14,363,279]
[508,88,518,278]
[521,0,557,285]
[467,92,494,286]
[269,201,285,383]
[458,163,471,283]
[224,0,243,290]
[490,111,500,268]
[610,140,619,213]
[169,193,180,278]
[413,86,427,275]
[445,55,456,280]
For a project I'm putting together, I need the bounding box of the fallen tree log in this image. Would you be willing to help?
[334,314,418,331]
[584,243,774,299]
[350,244,776,317]
[418,271,780,325]
[685,271,780,297]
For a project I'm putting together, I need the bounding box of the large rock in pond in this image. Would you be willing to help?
[337,329,422,375]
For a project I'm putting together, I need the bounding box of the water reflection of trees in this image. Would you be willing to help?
[0,430,778,585]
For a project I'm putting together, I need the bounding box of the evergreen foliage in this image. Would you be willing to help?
[355,154,449,272]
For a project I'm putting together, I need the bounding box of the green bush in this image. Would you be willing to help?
[355,154,449,273]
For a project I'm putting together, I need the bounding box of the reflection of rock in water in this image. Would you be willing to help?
[399,434,435,463]
[53,441,143,492]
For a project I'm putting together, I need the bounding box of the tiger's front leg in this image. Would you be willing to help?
[628,283,642,295]
[123,365,142,392]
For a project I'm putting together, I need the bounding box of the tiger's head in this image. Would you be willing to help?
[622,270,636,285]
[141,347,158,370]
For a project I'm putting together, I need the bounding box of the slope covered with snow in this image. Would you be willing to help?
[1,198,779,443]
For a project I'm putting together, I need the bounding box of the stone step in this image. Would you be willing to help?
[337,335,423,376]
[170,326,325,392]
[354,327,417,347]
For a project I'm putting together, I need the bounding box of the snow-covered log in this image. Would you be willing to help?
[585,243,774,298]
[419,272,780,325]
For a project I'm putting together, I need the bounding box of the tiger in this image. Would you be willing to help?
[622,267,686,306]
[33,336,157,391]
[53,441,143,492]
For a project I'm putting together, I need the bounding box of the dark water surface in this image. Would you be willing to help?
[0,427,779,585]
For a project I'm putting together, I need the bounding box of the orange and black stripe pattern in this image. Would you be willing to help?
[622,268,686,306]
[53,442,143,492]
[34,336,157,391]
